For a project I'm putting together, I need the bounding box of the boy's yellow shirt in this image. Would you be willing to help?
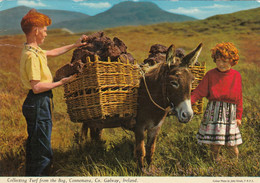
[20,44,53,90]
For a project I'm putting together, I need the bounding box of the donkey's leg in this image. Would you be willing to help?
[146,112,167,167]
[81,123,89,140]
[134,126,146,169]
[90,128,104,143]
[146,126,161,166]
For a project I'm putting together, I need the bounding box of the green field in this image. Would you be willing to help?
[0,8,259,176]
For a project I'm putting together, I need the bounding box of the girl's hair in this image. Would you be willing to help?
[21,9,52,35]
[211,42,239,66]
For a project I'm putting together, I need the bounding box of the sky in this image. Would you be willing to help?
[0,0,260,19]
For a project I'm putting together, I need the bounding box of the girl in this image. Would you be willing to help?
[191,42,243,162]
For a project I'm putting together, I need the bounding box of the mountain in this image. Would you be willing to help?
[0,2,196,35]
[51,1,196,33]
[0,6,89,35]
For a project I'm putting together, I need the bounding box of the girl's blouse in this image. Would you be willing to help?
[191,68,243,120]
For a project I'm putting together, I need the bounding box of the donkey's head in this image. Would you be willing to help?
[164,43,203,123]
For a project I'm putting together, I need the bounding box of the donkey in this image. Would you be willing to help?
[134,43,203,170]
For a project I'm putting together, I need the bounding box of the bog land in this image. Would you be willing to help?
[0,8,259,176]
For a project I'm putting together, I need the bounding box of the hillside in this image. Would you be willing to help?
[139,7,260,39]
[0,6,89,35]
[204,7,260,32]
[0,1,195,35]
[51,1,196,33]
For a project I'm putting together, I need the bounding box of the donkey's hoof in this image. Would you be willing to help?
[140,166,161,176]
[147,165,162,176]
[141,167,151,175]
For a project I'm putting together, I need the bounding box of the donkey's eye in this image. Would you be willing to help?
[170,81,179,88]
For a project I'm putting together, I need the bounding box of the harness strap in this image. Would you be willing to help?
[138,65,171,113]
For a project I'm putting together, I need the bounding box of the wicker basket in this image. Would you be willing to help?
[64,56,140,123]
[64,58,206,124]
[189,62,206,114]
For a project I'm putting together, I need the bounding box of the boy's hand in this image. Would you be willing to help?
[60,75,75,85]
[75,35,88,47]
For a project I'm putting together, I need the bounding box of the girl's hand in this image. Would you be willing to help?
[236,119,242,126]
[75,35,88,47]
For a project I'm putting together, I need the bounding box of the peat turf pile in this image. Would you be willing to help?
[143,44,185,66]
[54,32,135,81]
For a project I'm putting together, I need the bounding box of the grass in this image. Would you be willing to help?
[0,13,260,176]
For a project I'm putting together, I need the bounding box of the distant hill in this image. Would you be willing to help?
[0,6,89,35]
[143,7,260,37]
[203,7,260,32]
[51,1,196,33]
[2,2,258,37]
[0,1,196,35]
[183,7,260,35]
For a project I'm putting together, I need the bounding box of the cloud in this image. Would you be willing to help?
[168,7,201,15]
[168,3,231,15]
[167,2,236,19]
[17,0,47,7]
[79,2,111,9]
[201,4,231,9]
[73,0,84,2]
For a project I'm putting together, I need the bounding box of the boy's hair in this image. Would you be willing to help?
[211,42,239,66]
[21,9,52,35]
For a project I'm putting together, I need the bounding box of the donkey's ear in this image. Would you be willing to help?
[166,44,176,67]
[180,43,203,67]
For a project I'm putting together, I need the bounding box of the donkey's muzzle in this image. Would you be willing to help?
[179,111,193,123]
[176,100,193,123]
